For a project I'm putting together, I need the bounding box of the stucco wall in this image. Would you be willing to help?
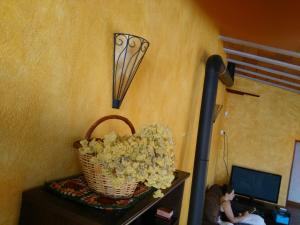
[214,76,300,206]
[0,1,226,224]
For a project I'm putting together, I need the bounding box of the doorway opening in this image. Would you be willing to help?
[287,141,300,208]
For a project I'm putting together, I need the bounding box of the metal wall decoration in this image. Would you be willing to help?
[213,104,223,123]
[112,33,150,109]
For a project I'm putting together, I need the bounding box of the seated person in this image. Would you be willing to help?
[220,184,266,225]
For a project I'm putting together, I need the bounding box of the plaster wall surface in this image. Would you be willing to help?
[0,1,225,224]
[215,77,300,206]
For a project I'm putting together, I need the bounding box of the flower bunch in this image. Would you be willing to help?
[79,124,175,198]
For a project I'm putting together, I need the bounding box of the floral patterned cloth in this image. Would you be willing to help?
[46,175,154,210]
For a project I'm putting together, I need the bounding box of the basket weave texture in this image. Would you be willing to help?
[74,115,138,199]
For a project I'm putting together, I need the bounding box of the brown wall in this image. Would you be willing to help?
[0,1,226,224]
[214,77,300,206]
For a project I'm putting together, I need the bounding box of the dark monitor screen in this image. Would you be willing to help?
[230,165,281,204]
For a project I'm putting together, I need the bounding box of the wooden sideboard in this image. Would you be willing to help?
[19,170,190,225]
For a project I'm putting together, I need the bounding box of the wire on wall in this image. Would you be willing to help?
[222,131,230,182]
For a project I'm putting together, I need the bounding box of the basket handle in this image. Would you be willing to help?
[73,115,135,149]
[85,115,135,139]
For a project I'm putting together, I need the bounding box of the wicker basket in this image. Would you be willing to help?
[73,115,138,199]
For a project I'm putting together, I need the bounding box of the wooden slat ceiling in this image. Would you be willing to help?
[222,36,300,94]
[198,0,300,51]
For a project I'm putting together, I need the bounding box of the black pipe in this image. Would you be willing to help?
[188,55,233,225]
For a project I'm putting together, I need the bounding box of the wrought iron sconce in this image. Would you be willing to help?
[112,33,150,109]
[213,104,223,123]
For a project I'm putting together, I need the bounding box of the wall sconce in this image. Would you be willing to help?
[213,104,223,123]
[112,33,150,109]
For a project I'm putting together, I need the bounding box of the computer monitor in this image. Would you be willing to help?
[230,165,281,204]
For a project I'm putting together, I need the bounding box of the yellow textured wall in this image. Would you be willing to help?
[206,87,227,187]
[0,0,226,224]
[179,77,226,223]
[214,77,300,206]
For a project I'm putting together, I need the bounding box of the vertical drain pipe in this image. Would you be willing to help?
[187,55,233,225]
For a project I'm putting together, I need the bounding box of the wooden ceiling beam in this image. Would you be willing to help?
[224,48,300,71]
[227,54,300,76]
[237,72,300,91]
[236,65,300,85]
[221,36,300,58]
[224,42,300,66]
[236,73,300,94]
[222,36,300,94]
[228,58,300,80]
[236,68,300,87]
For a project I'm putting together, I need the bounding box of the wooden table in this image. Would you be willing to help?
[19,170,190,225]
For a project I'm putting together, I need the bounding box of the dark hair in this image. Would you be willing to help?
[221,184,234,195]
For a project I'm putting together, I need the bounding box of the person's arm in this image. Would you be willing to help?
[222,201,249,223]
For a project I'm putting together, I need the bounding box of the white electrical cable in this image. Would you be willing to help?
[223,131,229,181]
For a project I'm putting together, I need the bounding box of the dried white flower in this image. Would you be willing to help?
[78,124,175,197]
